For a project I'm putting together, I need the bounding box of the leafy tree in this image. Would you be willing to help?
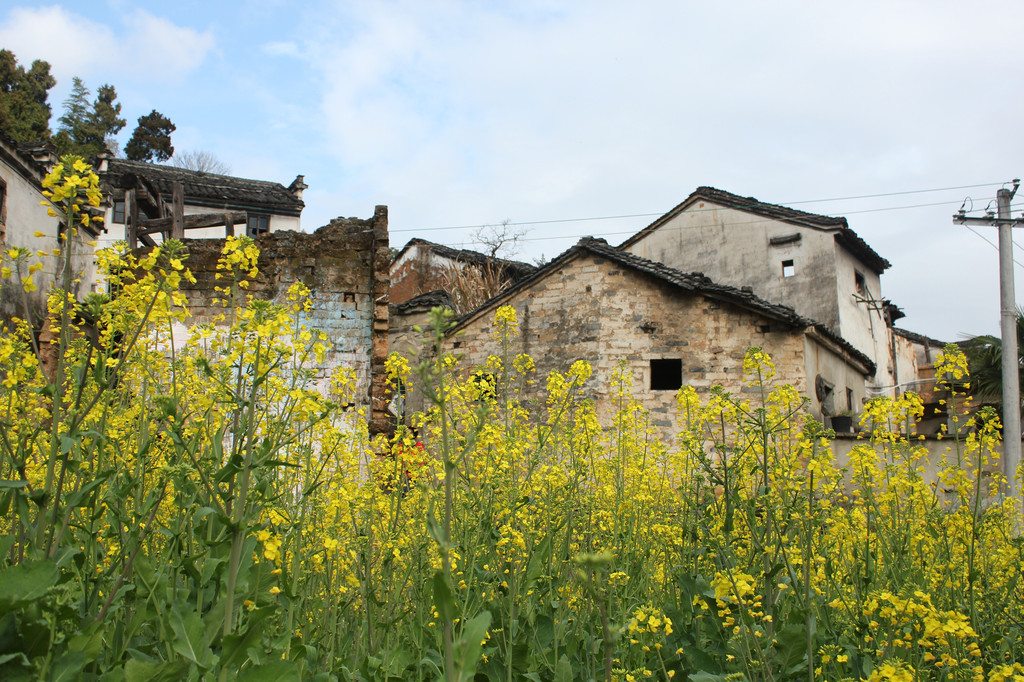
[124,110,175,162]
[172,149,231,174]
[0,48,56,142]
[961,308,1024,414]
[53,78,126,157]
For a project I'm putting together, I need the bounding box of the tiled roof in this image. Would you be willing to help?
[455,237,876,374]
[0,129,53,180]
[103,159,304,215]
[619,186,891,274]
[390,289,455,314]
[893,327,947,348]
[394,238,537,280]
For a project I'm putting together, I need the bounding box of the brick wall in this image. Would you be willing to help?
[450,252,808,431]
[174,207,391,434]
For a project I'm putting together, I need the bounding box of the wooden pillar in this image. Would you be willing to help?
[125,188,137,250]
[171,182,184,239]
[225,213,235,237]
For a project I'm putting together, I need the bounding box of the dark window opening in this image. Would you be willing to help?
[854,270,866,295]
[846,388,854,411]
[650,359,682,391]
[247,214,270,236]
[112,199,126,224]
[782,259,795,278]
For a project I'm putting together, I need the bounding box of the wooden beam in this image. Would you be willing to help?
[225,213,235,237]
[171,182,184,239]
[125,188,137,250]
[138,211,248,235]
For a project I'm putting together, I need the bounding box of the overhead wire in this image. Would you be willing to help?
[390,181,1007,235]
[434,198,989,249]
[963,224,1024,271]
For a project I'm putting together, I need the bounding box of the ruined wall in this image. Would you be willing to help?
[174,206,391,434]
[451,253,809,433]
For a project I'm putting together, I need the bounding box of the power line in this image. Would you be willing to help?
[432,198,978,249]
[964,224,1024,270]
[391,181,1006,234]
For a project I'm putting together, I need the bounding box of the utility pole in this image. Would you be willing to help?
[954,179,1023,499]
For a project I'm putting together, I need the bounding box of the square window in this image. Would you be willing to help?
[247,214,270,236]
[650,359,682,391]
[782,259,795,277]
[855,270,866,295]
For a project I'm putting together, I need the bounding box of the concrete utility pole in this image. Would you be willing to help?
[954,180,1023,499]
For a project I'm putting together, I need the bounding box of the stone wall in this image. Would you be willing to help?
[174,207,391,434]
[450,252,809,432]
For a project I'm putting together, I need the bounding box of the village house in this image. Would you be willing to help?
[95,156,306,250]
[618,186,906,395]
[390,237,536,309]
[0,129,100,324]
[444,237,874,432]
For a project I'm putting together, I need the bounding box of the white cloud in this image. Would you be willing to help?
[119,10,215,82]
[0,6,116,85]
[262,41,302,58]
[0,5,213,87]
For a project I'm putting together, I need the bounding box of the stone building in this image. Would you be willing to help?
[97,157,306,249]
[0,129,101,324]
[619,187,903,394]
[172,207,392,434]
[391,237,535,308]
[446,237,874,431]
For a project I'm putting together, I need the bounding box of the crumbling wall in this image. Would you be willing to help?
[174,206,391,434]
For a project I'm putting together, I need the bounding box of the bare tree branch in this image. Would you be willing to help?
[472,219,527,259]
[172,149,231,175]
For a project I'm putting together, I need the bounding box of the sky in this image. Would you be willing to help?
[2,0,1023,342]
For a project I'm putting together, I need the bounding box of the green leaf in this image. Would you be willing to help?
[236,660,302,682]
[689,672,729,682]
[215,454,245,483]
[169,605,209,668]
[51,652,86,681]
[453,611,491,682]
[67,621,105,661]
[220,607,275,670]
[123,659,187,682]
[525,535,552,585]
[59,435,77,455]
[554,654,573,682]
[65,470,113,508]
[0,535,15,561]
[0,560,58,613]
[432,571,455,625]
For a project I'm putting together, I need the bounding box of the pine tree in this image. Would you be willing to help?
[88,84,126,153]
[0,49,56,142]
[124,110,175,162]
[53,78,125,157]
